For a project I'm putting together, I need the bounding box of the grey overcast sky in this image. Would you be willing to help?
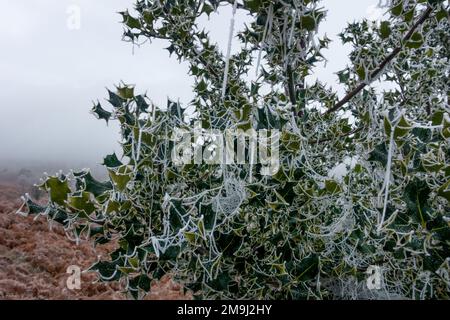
[0,0,382,171]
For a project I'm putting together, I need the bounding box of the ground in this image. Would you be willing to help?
[0,181,187,300]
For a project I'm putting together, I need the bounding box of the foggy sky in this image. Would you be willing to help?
[0,0,381,172]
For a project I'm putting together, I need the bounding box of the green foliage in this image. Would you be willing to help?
[20,0,449,300]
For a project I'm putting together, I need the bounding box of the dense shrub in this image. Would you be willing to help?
[20,0,449,299]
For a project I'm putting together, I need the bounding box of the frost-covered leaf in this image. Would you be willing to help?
[41,176,71,206]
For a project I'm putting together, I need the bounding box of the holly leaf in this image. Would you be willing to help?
[108,165,133,191]
[300,15,316,31]
[74,171,113,197]
[406,32,424,49]
[107,89,125,108]
[68,191,96,215]
[117,85,135,100]
[135,95,149,112]
[403,178,432,227]
[92,102,112,123]
[41,176,71,206]
[368,143,388,167]
[168,99,184,120]
[379,21,391,39]
[103,153,123,168]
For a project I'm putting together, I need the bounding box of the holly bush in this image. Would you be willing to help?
[19,0,449,299]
